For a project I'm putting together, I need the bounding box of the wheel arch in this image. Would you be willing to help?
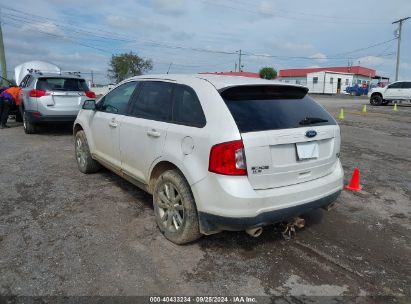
[73,122,84,136]
[370,92,383,98]
[148,160,191,194]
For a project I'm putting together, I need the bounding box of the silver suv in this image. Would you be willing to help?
[19,71,96,134]
[73,75,343,244]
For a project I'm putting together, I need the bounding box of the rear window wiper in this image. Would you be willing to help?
[299,117,328,125]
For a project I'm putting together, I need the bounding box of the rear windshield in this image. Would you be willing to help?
[36,77,89,91]
[221,85,336,133]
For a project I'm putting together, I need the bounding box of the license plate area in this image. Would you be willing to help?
[296,141,319,160]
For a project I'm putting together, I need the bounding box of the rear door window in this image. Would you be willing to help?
[172,84,206,127]
[401,82,411,89]
[221,85,336,133]
[387,82,403,89]
[36,77,89,91]
[131,81,173,122]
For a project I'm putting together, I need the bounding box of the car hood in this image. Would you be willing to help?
[370,87,385,93]
[14,61,61,86]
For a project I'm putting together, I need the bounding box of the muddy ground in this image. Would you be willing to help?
[0,96,410,301]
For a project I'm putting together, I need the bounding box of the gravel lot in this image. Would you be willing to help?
[0,96,410,300]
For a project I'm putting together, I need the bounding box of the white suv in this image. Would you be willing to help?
[368,81,411,105]
[73,75,343,244]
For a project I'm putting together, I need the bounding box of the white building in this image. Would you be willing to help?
[306,71,354,94]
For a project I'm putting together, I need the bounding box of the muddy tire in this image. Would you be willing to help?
[23,110,37,134]
[153,169,201,244]
[370,94,383,106]
[74,130,101,174]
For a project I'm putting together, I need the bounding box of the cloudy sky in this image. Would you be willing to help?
[1,0,411,84]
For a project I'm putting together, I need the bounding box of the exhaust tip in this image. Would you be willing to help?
[245,227,263,238]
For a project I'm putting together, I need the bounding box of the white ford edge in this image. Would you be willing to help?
[73,74,344,244]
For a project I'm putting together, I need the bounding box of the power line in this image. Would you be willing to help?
[225,0,383,23]
[3,14,396,65]
[202,0,385,25]
[0,4,400,79]
[332,38,397,57]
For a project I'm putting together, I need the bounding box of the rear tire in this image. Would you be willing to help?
[74,130,101,173]
[153,169,201,244]
[370,94,383,106]
[23,110,37,134]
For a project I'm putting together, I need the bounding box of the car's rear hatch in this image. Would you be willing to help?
[36,77,89,111]
[221,85,340,190]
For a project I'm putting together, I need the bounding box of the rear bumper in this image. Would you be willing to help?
[192,160,344,234]
[25,111,77,124]
[198,190,341,233]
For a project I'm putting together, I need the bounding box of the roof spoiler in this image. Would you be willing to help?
[220,84,309,100]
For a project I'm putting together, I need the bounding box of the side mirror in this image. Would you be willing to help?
[83,100,96,110]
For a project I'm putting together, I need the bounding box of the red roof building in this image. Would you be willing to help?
[279,66,376,78]
[200,71,261,78]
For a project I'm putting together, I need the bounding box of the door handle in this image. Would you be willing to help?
[109,118,118,128]
[147,129,161,138]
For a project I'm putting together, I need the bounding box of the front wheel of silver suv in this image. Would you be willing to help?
[75,130,101,174]
[153,169,201,244]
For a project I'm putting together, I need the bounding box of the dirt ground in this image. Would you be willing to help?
[0,96,410,301]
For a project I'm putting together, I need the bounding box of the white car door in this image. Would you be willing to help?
[88,81,139,170]
[400,81,411,100]
[384,82,403,100]
[120,81,173,183]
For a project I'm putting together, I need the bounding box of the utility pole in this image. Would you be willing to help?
[238,49,242,72]
[91,70,94,87]
[0,10,8,86]
[393,17,410,81]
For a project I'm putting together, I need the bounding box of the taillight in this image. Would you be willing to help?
[209,140,247,176]
[29,89,46,98]
[85,91,96,98]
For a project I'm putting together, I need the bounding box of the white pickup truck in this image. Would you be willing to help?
[368,81,411,105]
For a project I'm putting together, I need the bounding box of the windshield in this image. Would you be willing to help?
[221,85,336,133]
[36,77,89,92]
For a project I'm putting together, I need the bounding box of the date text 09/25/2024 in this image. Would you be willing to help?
[149,296,257,303]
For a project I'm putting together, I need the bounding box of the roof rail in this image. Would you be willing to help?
[65,71,82,77]
[27,68,43,75]
[26,69,82,77]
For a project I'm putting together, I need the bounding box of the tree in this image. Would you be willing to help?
[259,67,277,80]
[108,52,153,83]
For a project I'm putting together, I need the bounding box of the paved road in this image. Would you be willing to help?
[0,96,410,300]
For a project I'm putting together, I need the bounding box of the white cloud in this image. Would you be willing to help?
[258,1,276,16]
[310,53,327,62]
[105,15,172,33]
[152,0,188,16]
[21,21,63,37]
[357,56,385,66]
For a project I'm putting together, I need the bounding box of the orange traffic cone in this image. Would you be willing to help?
[346,167,362,191]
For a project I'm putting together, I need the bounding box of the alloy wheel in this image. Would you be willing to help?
[75,137,86,168]
[156,182,185,232]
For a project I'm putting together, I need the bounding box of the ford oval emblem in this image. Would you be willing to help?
[305,130,317,138]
